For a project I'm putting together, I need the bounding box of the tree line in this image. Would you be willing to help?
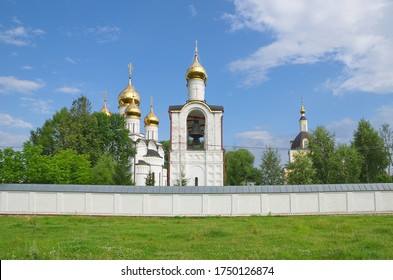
[0,96,135,185]
[225,120,393,185]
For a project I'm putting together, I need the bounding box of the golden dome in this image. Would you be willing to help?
[100,90,111,116]
[118,63,141,106]
[300,102,306,115]
[118,80,141,106]
[144,107,159,127]
[124,98,141,119]
[186,41,207,84]
[144,97,159,126]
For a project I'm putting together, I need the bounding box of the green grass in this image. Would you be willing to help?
[1,215,393,260]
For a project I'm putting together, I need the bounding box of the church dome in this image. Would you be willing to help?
[100,90,111,116]
[118,81,140,107]
[124,98,141,119]
[186,42,207,84]
[144,107,159,126]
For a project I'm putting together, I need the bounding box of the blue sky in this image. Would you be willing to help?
[1,0,393,164]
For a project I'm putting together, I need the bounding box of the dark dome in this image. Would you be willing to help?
[291,131,309,150]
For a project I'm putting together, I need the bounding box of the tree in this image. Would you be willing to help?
[160,140,170,169]
[225,149,258,185]
[308,126,335,184]
[51,149,91,184]
[379,123,393,176]
[91,154,116,185]
[328,144,363,184]
[173,167,189,186]
[145,171,155,186]
[285,152,315,185]
[22,142,52,184]
[0,148,25,183]
[352,119,389,183]
[260,146,284,185]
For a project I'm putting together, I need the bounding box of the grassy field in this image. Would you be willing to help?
[1,215,392,260]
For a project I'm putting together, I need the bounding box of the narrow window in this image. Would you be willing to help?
[195,177,198,186]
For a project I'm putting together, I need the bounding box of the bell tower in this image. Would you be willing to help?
[168,42,224,186]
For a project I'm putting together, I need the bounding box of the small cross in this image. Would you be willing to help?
[104,90,108,102]
[128,63,133,79]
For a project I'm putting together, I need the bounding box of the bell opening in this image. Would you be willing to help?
[187,111,205,150]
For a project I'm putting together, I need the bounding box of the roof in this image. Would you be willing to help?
[1,183,393,194]
[291,131,309,150]
[169,103,224,112]
[145,149,162,158]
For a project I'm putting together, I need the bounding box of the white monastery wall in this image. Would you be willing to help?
[1,184,393,216]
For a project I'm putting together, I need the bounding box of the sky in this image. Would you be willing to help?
[1,0,393,164]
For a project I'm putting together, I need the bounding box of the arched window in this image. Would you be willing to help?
[195,177,199,186]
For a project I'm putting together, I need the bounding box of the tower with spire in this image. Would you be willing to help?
[168,41,224,186]
[289,101,310,162]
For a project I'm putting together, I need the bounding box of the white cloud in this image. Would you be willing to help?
[86,25,121,43]
[0,76,44,94]
[56,86,82,95]
[326,118,357,144]
[235,127,291,164]
[0,130,29,149]
[373,104,393,128]
[0,19,45,46]
[21,65,33,70]
[189,5,197,17]
[20,97,54,115]
[0,113,33,129]
[65,56,76,64]
[226,0,393,94]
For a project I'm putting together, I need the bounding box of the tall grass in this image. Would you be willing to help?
[1,215,392,260]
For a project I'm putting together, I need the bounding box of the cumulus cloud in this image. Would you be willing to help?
[55,86,82,95]
[0,113,33,129]
[0,76,44,94]
[326,118,357,144]
[226,0,393,94]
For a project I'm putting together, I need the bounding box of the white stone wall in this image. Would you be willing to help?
[1,189,392,216]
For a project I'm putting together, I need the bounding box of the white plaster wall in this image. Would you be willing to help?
[1,190,393,217]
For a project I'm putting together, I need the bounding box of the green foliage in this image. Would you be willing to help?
[352,119,389,183]
[260,146,284,185]
[225,149,259,185]
[22,142,52,184]
[145,171,155,186]
[91,154,116,185]
[51,149,91,184]
[286,152,315,185]
[328,144,363,184]
[308,126,335,184]
[379,123,393,176]
[160,140,170,169]
[173,167,189,186]
[0,148,25,183]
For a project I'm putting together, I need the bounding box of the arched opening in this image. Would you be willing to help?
[195,177,199,186]
[187,110,205,150]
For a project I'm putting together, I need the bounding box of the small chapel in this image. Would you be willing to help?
[289,102,309,162]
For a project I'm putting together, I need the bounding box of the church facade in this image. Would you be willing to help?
[168,44,225,186]
[101,64,167,186]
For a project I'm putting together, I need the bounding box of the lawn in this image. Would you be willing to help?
[1,215,392,260]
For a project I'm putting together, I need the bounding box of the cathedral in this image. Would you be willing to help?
[100,43,225,186]
[101,64,167,186]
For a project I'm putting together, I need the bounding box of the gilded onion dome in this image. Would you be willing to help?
[118,63,141,106]
[144,97,159,126]
[186,41,207,84]
[300,102,306,115]
[124,98,141,119]
[100,90,111,116]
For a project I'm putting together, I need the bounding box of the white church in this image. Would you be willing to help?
[100,43,225,186]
